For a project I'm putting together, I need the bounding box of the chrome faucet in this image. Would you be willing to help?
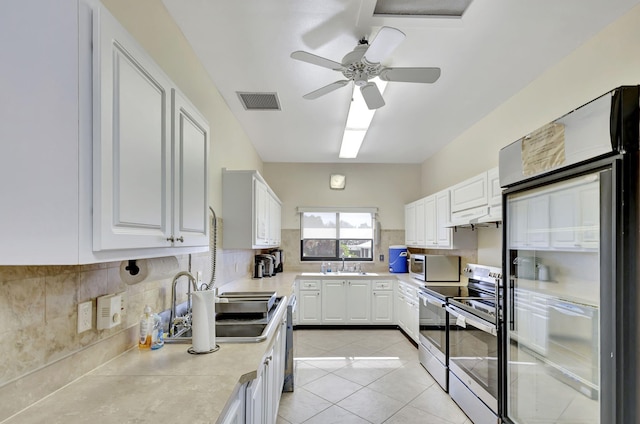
[169,271,199,337]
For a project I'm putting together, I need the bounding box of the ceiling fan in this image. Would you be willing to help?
[290,26,441,110]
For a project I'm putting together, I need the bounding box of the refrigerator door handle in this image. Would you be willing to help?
[509,278,516,331]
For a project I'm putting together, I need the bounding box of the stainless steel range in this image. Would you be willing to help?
[418,285,467,391]
[447,264,502,424]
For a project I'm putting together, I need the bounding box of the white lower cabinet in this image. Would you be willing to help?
[245,317,286,424]
[297,280,322,325]
[396,282,419,342]
[321,280,371,324]
[297,279,398,326]
[372,281,394,324]
[219,388,244,424]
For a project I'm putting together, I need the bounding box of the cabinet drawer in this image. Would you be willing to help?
[298,280,320,290]
[374,281,393,290]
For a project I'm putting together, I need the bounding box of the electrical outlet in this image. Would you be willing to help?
[379,254,384,262]
[77,301,92,333]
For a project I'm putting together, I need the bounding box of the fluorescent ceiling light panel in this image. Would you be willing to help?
[339,129,367,159]
[339,79,388,159]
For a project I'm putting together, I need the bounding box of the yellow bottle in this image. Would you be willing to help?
[138,305,153,349]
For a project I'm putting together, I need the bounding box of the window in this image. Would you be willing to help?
[300,211,374,261]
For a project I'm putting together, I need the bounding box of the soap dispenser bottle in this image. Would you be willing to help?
[139,305,153,349]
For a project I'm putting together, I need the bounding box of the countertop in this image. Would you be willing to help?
[5,271,455,424]
[5,273,297,424]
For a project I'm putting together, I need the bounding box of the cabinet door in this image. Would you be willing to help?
[450,172,489,213]
[487,167,502,207]
[268,195,281,246]
[347,280,371,323]
[424,196,437,247]
[405,202,417,246]
[299,291,322,324]
[415,198,427,246]
[372,291,394,323]
[246,368,264,424]
[322,281,347,323]
[220,389,244,424]
[172,89,209,246]
[435,190,453,248]
[254,179,270,246]
[93,5,172,250]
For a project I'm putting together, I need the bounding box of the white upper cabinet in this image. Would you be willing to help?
[450,172,489,213]
[93,5,173,250]
[404,202,417,246]
[487,167,502,220]
[93,4,209,251]
[448,171,490,226]
[171,89,210,247]
[405,189,475,250]
[222,170,282,249]
[0,1,210,264]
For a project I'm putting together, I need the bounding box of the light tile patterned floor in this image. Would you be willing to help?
[278,329,473,424]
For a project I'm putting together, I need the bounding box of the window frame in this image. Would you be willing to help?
[300,211,375,262]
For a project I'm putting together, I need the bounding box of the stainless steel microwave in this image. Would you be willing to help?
[409,254,461,282]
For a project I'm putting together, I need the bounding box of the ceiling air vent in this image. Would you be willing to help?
[237,92,281,111]
[374,0,473,17]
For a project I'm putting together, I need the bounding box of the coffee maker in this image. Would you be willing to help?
[255,254,275,277]
[269,249,284,273]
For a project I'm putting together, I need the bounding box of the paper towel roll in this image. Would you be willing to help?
[119,256,179,285]
[191,290,216,353]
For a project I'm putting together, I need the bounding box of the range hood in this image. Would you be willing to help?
[444,205,502,229]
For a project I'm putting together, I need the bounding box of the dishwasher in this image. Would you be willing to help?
[283,294,297,392]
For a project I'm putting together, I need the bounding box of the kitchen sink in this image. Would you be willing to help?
[300,272,379,276]
[163,294,285,344]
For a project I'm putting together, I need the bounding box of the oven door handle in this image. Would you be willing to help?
[418,291,445,308]
[445,305,497,336]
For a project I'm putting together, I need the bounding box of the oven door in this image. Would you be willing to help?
[418,290,447,361]
[418,290,448,389]
[446,304,499,414]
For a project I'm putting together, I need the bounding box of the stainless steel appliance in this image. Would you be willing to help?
[418,285,467,391]
[409,254,460,282]
[446,264,501,424]
[283,294,296,392]
[499,86,640,424]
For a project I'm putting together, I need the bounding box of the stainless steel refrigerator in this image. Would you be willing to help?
[498,86,640,424]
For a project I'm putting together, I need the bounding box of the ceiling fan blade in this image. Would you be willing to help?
[360,82,385,110]
[379,67,442,83]
[303,80,350,100]
[363,26,405,64]
[291,51,345,71]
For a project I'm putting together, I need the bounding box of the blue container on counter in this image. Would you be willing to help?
[389,245,408,273]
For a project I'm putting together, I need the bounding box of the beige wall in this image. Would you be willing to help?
[263,163,422,230]
[421,3,640,195]
[101,0,263,211]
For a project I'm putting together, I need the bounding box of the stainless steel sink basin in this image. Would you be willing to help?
[163,295,285,344]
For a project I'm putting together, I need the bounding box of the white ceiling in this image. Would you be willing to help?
[162,0,638,164]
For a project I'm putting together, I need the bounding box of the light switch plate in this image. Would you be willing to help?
[78,301,92,333]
